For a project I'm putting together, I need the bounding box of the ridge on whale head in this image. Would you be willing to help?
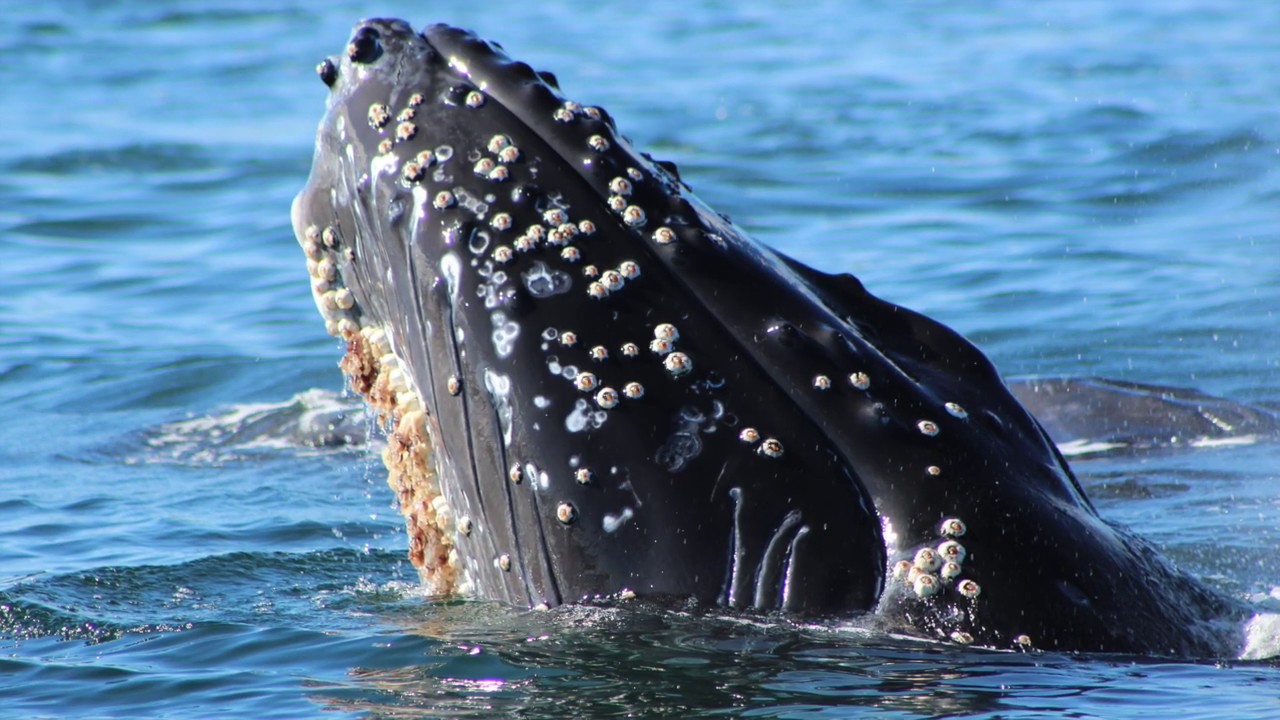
[293,18,1245,656]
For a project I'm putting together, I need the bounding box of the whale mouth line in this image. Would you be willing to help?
[292,17,1249,656]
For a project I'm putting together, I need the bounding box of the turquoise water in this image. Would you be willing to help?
[3,1,1279,717]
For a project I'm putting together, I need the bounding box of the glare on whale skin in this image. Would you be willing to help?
[292,18,1248,657]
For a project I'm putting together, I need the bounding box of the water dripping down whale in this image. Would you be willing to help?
[291,18,1248,656]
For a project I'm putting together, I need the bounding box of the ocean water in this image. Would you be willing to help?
[2,1,1279,718]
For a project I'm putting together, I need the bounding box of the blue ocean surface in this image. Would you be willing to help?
[2,1,1279,717]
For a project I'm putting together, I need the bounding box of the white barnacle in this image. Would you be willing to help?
[395,121,417,142]
[620,342,639,357]
[587,281,608,299]
[577,219,597,236]
[513,235,536,253]
[487,165,510,182]
[542,208,568,226]
[892,559,914,582]
[957,579,981,599]
[583,106,603,120]
[587,134,610,152]
[458,516,473,536]
[433,190,456,209]
[473,157,496,176]
[812,374,832,391]
[607,195,627,212]
[490,213,513,231]
[446,375,462,396]
[574,372,598,392]
[493,246,514,264]
[487,134,511,153]
[509,466,523,484]
[402,161,425,182]
[553,107,575,122]
[589,345,609,361]
[663,351,693,377]
[595,387,619,409]
[321,226,338,247]
[912,573,941,598]
[940,560,962,580]
[917,419,940,436]
[653,323,679,343]
[583,265,600,278]
[621,205,647,227]
[926,465,942,476]
[333,288,354,310]
[560,246,581,262]
[575,467,593,485]
[498,145,520,163]
[368,103,390,129]
[609,177,632,196]
[598,270,623,293]
[913,547,942,573]
[940,517,967,538]
[757,437,784,458]
[415,149,435,166]
[738,427,760,444]
[407,93,424,108]
[556,502,578,525]
[950,631,974,645]
[649,338,672,356]
[465,91,485,108]
[937,540,966,564]
[652,226,677,245]
[945,402,969,419]
[618,260,640,280]
[496,554,512,571]
[396,107,415,123]
[849,371,871,390]
[626,167,643,181]
[623,381,645,399]
[559,330,578,347]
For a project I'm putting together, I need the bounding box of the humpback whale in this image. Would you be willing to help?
[291,18,1247,656]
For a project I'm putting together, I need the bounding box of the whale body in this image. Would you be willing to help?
[291,18,1245,656]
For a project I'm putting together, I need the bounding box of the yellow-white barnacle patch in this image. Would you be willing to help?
[321,226,338,247]
[940,560,962,580]
[458,516,473,536]
[622,205,647,227]
[473,158,497,176]
[587,134,610,152]
[589,345,609,361]
[757,437,784,458]
[509,466,523,484]
[940,517,967,537]
[577,219,596,236]
[945,402,969,419]
[649,338,672,355]
[446,375,462,396]
[653,323,679,343]
[739,427,760,444]
[433,190,456,209]
[812,374,832,391]
[574,372,598,392]
[623,381,645,399]
[957,579,981,599]
[316,258,336,282]
[333,288,354,310]
[937,540,966,564]
[912,573,941,598]
[490,213,513,231]
[465,91,485,108]
[663,351,692,376]
[917,419,940,436]
[560,246,581,262]
[849,371,871,390]
[496,553,512,571]
[377,138,393,155]
[595,387,619,409]
[556,502,578,525]
[575,467,593,485]
[913,547,942,573]
[609,177,633,196]
[368,103,391,129]
[601,270,625,292]
[395,121,417,142]
[487,134,511,153]
[618,260,640,280]
[620,342,640,357]
[652,226,676,245]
